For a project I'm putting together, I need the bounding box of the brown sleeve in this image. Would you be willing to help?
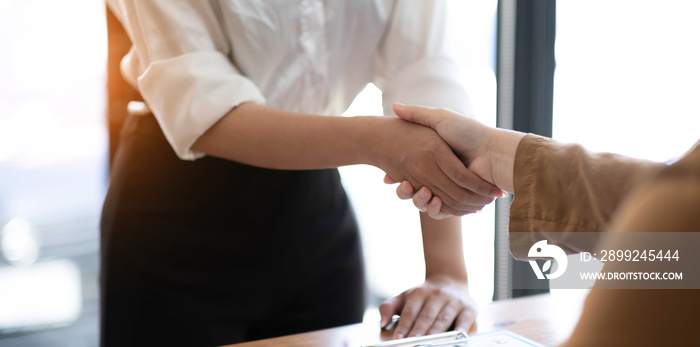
[508,134,665,259]
[561,144,700,346]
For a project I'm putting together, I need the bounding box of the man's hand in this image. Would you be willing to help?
[379,275,477,339]
[365,115,503,215]
[386,104,524,219]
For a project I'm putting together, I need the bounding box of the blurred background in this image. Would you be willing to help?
[0,0,698,346]
[0,1,106,346]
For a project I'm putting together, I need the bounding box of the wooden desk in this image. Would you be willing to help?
[226,289,588,347]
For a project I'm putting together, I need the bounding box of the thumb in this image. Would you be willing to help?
[392,103,444,129]
[379,295,405,328]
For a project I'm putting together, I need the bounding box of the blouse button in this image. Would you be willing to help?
[308,72,323,84]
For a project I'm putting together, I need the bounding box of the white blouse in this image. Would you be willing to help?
[108,0,471,160]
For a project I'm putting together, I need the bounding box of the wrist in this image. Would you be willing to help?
[348,115,393,168]
[425,272,469,286]
[338,115,384,167]
[487,127,525,194]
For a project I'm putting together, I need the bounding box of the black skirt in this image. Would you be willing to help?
[100,113,366,346]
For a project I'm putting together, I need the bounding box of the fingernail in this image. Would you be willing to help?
[395,333,404,339]
[393,102,405,109]
[492,189,506,198]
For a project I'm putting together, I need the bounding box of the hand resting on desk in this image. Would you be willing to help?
[379,274,477,339]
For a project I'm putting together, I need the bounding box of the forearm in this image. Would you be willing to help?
[193,103,376,169]
[193,102,498,213]
[420,213,468,282]
[510,135,665,232]
[509,135,666,259]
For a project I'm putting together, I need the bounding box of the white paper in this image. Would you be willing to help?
[466,329,545,346]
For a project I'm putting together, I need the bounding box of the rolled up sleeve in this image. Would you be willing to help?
[137,52,265,160]
[108,0,265,160]
[373,0,472,116]
[508,134,666,260]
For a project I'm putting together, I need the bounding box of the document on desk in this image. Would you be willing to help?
[363,329,544,347]
[465,329,545,346]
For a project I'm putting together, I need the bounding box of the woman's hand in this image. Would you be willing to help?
[385,104,524,219]
[379,275,478,339]
[360,115,503,215]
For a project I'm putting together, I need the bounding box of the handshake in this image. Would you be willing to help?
[380,103,525,219]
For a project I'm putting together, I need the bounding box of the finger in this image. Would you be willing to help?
[393,291,428,339]
[424,196,478,219]
[393,103,444,129]
[422,153,489,211]
[468,320,478,334]
[420,167,470,211]
[406,296,449,338]
[379,295,405,329]
[430,174,494,213]
[439,204,476,219]
[428,172,487,213]
[383,174,398,184]
[396,181,416,200]
[427,197,447,219]
[427,301,461,335]
[407,162,477,214]
[454,310,478,334]
[413,187,479,218]
[437,155,503,199]
[412,186,432,211]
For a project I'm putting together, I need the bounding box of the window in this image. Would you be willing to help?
[553,1,700,160]
[0,1,106,345]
